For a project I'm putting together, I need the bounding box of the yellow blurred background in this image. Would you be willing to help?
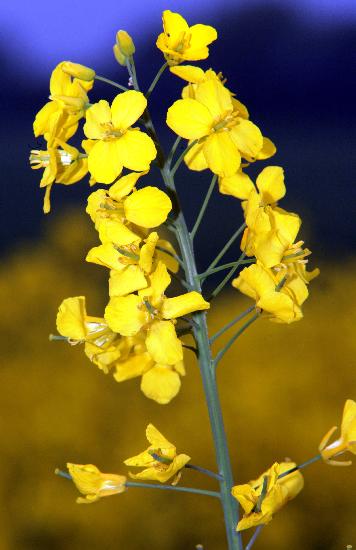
[1,210,355,550]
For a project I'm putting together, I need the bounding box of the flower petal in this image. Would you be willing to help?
[161,291,210,319]
[124,187,172,228]
[88,140,123,184]
[203,132,241,177]
[105,295,148,336]
[111,91,147,130]
[256,166,285,203]
[56,296,87,340]
[141,365,181,404]
[195,79,232,120]
[146,320,183,365]
[109,265,148,297]
[109,171,147,201]
[114,352,154,382]
[84,100,111,139]
[218,170,255,200]
[229,119,263,159]
[166,98,213,139]
[117,129,157,172]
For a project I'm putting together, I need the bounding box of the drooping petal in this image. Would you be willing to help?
[256,166,286,204]
[139,232,159,273]
[114,352,154,382]
[111,91,147,130]
[141,365,181,404]
[105,295,148,336]
[146,320,183,365]
[86,243,126,271]
[229,119,263,159]
[188,23,218,50]
[161,291,210,319]
[124,187,172,228]
[169,65,205,83]
[142,262,171,306]
[184,140,208,171]
[109,171,147,201]
[166,98,213,139]
[56,296,87,340]
[218,170,255,200]
[96,218,141,246]
[203,132,241,177]
[232,264,276,301]
[258,291,302,323]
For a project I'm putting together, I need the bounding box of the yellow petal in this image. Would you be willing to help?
[109,171,147,201]
[258,291,302,323]
[195,79,232,120]
[143,261,171,305]
[124,187,172,228]
[116,129,157,172]
[84,100,111,139]
[111,91,147,130]
[96,218,141,246]
[114,352,154,382]
[256,166,285,203]
[105,295,148,336]
[139,232,159,273]
[86,243,126,270]
[146,423,175,449]
[141,365,181,404]
[88,140,123,184]
[255,137,276,160]
[162,10,189,43]
[188,23,217,50]
[232,264,275,301]
[161,291,210,319]
[146,320,183,365]
[56,296,87,340]
[203,132,241,177]
[184,140,208,171]
[166,98,213,139]
[229,119,263,159]
[169,65,205,83]
[109,265,148,297]
[218,170,255,200]
[155,239,179,273]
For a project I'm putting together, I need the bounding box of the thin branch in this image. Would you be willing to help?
[277,454,322,479]
[167,136,182,167]
[197,259,254,281]
[94,75,128,92]
[126,481,221,499]
[190,175,217,240]
[204,223,246,276]
[146,62,168,98]
[208,252,246,300]
[171,140,199,177]
[185,463,223,481]
[245,525,264,550]
[214,312,260,367]
[155,245,184,268]
[209,306,255,344]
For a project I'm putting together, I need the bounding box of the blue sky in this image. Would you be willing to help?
[2,0,356,83]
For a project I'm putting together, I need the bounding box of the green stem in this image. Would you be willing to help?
[214,312,260,367]
[277,454,322,479]
[185,463,223,481]
[94,75,128,92]
[155,245,184,268]
[126,481,220,499]
[205,224,246,275]
[198,259,254,281]
[171,140,199,177]
[159,165,242,550]
[190,175,217,240]
[208,252,247,301]
[146,62,168,98]
[210,306,255,344]
[128,56,139,89]
[167,136,182,166]
[245,525,264,550]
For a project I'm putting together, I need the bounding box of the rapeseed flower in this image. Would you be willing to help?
[167,78,264,176]
[83,91,156,183]
[232,264,308,323]
[319,399,356,466]
[66,463,126,503]
[232,462,304,531]
[156,10,217,66]
[124,424,191,483]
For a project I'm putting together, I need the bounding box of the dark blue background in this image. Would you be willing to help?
[1,0,355,267]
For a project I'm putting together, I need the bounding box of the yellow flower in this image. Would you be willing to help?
[232,462,304,531]
[167,79,264,176]
[34,61,93,141]
[30,140,88,213]
[156,10,217,66]
[124,424,191,482]
[66,463,126,504]
[319,399,356,466]
[83,92,157,183]
[105,261,209,337]
[56,296,123,374]
[232,264,308,323]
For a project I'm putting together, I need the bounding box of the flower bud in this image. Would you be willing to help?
[113,44,126,66]
[61,61,95,81]
[116,30,135,56]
